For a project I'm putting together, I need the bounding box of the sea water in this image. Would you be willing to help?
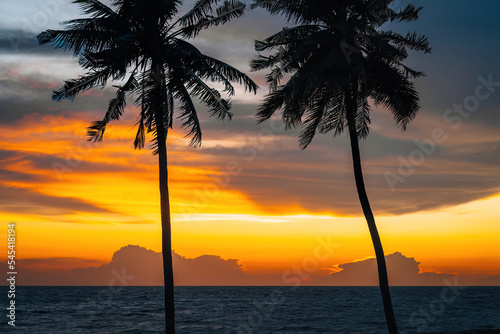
[2,286,499,333]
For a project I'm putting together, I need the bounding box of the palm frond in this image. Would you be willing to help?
[262,74,306,129]
[256,88,286,123]
[299,88,329,149]
[383,31,431,53]
[368,60,420,130]
[87,72,138,143]
[52,69,111,101]
[86,121,107,143]
[255,25,322,52]
[249,54,281,72]
[266,66,285,92]
[356,98,371,139]
[202,54,259,93]
[134,117,146,149]
[185,70,232,121]
[180,0,246,38]
[392,4,422,22]
[179,0,220,26]
[37,28,115,55]
[251,0,321,25]
[172,82,202,147]
[72,0,118,18]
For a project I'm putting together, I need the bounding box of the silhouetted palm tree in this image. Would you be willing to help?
[38,0,257,332]
[250,1,430,333]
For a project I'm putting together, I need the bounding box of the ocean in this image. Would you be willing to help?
[2,286,499,333]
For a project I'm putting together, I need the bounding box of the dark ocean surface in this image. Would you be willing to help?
[2,286,499,333]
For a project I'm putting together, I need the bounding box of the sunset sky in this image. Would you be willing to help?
[0,0,499,286]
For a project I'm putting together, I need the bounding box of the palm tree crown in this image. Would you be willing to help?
[251,0,430,148]
[38,0,258,148]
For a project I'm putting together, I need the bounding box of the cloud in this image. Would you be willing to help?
[184,112,500,216]
[17,257,104,271]
[3,247,498,286]
[473,275,500,286]
[4,245,247,286]
[0,61,117,124]
[0,185,113,216]
[172,252,245,286]
[2,0,500,218]
[0,30,64,55]
[326,252,456,286]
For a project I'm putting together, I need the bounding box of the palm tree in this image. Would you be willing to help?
[250,0,430,333]
[38,0,257,332]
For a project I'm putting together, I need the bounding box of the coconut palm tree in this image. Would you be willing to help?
[38,0,257,332]
[250,0,430,333]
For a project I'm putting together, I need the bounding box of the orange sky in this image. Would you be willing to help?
[1,1,500,286]
[1,109,499,284]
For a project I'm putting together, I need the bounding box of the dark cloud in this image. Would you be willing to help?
[474,275,500,286]
[2,0,500,217]
[3,78,500,217]
[0,148,138,180]
[0,61,125,124]
[0,185,113,216]
[174,128,500,216]
[16,257,104,271]
[325,252,456,286]
[172,252,246,286]
[3,245,247,286]
[173,102,500,216]
[0,167,40,184]
[0,30,63,54]
[74,245,247,286]
[2,247,498,286]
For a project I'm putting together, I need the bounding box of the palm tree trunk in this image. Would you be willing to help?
[346,97,398,334]
[152,63,176,334]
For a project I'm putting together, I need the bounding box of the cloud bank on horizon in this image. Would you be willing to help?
[3,245,499,286]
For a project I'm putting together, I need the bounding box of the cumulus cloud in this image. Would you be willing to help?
[172,252,246,285]
[326,252,456,286]
[3,247,498,286]
[4,245,248,286]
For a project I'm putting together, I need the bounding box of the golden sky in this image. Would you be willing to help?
[1,108,499,285]
[1,0,500,286]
